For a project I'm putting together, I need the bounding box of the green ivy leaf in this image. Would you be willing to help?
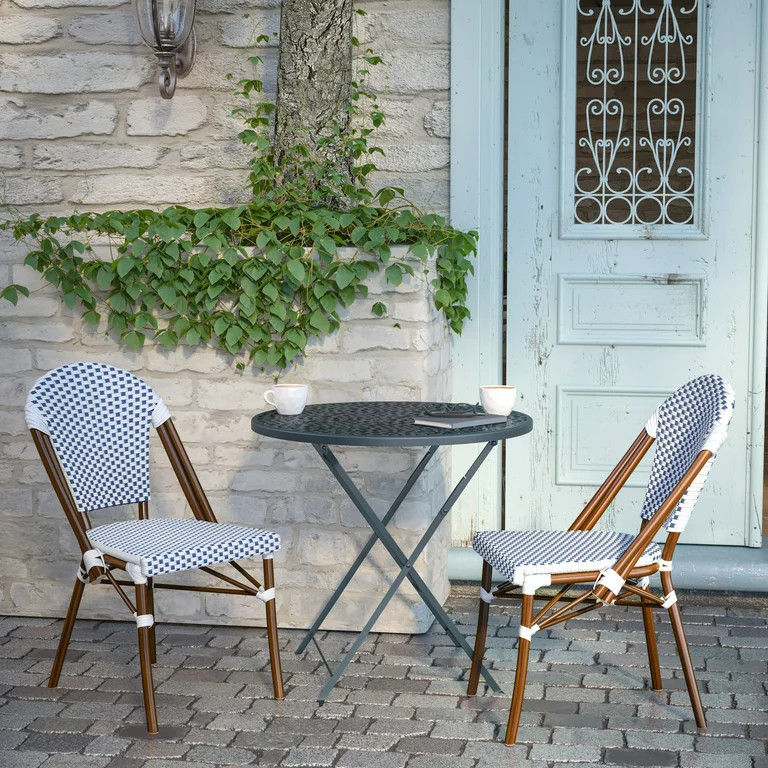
[286,260,305,283]
[334,264,355,289]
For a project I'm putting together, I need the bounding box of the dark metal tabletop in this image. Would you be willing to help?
[251,401,533,447]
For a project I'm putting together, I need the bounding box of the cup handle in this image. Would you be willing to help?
[264,390,276,407]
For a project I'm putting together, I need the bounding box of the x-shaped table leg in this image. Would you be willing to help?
[303,441,502,703]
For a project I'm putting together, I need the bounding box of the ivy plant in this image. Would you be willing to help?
[0,34,477,371]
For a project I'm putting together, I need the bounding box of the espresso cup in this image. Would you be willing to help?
[480,385,517,416]
[264,384,309,415]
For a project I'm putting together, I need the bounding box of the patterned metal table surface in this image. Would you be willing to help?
[251,401,533,447]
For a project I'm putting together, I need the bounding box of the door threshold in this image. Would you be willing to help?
[448,538,768,593]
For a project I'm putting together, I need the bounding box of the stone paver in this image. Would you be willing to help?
[0,592,766,767]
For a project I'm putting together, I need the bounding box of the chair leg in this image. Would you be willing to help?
[662,573,706,728]
[135,582,159,734]
[641,605,663,690]
[467,559,492,696]
[147,577,157,665]
[49,575,86,688]
[263,557,285,700]
[504,592,534,746]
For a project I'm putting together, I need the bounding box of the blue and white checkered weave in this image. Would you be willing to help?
[640,374,735,532]
[87,518,280,578]
[473,529,661,584]
[25,362,171,514]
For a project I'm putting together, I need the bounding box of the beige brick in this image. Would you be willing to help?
[1,176,63,205]
[297,529,356,567]
[307,357,373,383]
[424,101,449,138]
[12,0,125,6]
[141,376,193,407]
[34,348,144,372]
[127,94,208,137]
[198,0,280,12]
[197,378,269,410]
[0,16,62,43]
[72,174,227,207]
[0,145,24,169]
[179,142,253,170]
[0,348,32,374]
[0,295,60,318]
[375,143,449,173]
[0,97,117,139]
[33,143,168,170]
[0,52,151,93]
[342,324,411,353]
[0,320,74,342]
[67,12,140,44]
[145,347,230,374]
[370,8,449,46]
[370,50,449,94]
[219,12,280,48]
[0,377,32,407]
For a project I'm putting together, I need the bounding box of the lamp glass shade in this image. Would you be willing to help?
[134,0,195,52]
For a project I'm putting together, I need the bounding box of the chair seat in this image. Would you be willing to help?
[473,529,661,585]
[87,518,281,578]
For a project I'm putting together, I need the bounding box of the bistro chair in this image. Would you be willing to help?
[25,362,284,734]
[467,374,735,745]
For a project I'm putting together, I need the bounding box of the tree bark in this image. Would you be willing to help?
[275,0,354,203]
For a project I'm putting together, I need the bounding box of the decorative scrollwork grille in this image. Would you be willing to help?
[573,0,699,228]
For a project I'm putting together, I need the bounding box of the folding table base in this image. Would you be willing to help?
[297,441,502,703]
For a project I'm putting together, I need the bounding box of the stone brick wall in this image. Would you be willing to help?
[0,0,453,632]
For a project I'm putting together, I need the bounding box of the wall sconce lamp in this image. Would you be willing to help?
[133,0,197,99]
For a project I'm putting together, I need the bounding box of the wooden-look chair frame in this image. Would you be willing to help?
[31,418,284,735]
[467,428,712,745]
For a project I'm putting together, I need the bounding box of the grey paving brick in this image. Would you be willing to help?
[395,737,464,755]
[679,754,754,768]
[367,719,432,737]
[405,757,475,768]
[18,733,94,753]
[124,741,190,760]
[39,757,111,768]
[625,730,695,750]
[83,736,131,756]
[335,752,408,768]
[335,733,400,750]
[604,748,678,766]
[0,749,48,768]
[694,735,767,755]
[281,747,338,767]
[551,726,623,746]
[529,743,603,762]
[430,721,495,740]
[184,745,256,764]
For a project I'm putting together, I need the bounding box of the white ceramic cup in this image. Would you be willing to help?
[480,385,517,416]
[264,384,309,415]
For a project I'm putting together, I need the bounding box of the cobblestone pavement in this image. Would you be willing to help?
[1,591,767,768]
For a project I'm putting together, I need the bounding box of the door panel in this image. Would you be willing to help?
[505,0,759,545]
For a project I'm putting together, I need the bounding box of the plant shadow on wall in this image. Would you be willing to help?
[0,24,476,373]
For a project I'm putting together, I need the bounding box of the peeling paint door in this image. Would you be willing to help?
[505,0,762,545]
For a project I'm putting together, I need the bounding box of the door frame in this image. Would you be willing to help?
[448,0,506,545]
[448,0,767,556]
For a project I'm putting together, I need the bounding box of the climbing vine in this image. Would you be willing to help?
[0,32,477,371]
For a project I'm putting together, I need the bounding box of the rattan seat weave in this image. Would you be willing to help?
[473,529,661,585]
[87,518,281,578]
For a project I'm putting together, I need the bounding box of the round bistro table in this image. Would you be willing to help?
[252,401,533,702]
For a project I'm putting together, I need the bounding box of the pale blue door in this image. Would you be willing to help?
[502,0,763,546]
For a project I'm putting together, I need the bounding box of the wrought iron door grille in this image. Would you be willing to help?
[573,0,699,228]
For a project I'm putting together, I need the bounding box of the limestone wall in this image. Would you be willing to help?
[0,0,453,632]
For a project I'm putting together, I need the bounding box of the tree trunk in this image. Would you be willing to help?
[274,0,354,204]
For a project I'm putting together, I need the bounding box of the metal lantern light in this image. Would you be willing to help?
[134,0,197,99]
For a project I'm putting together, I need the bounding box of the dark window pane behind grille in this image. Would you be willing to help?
[574,1,698,226]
